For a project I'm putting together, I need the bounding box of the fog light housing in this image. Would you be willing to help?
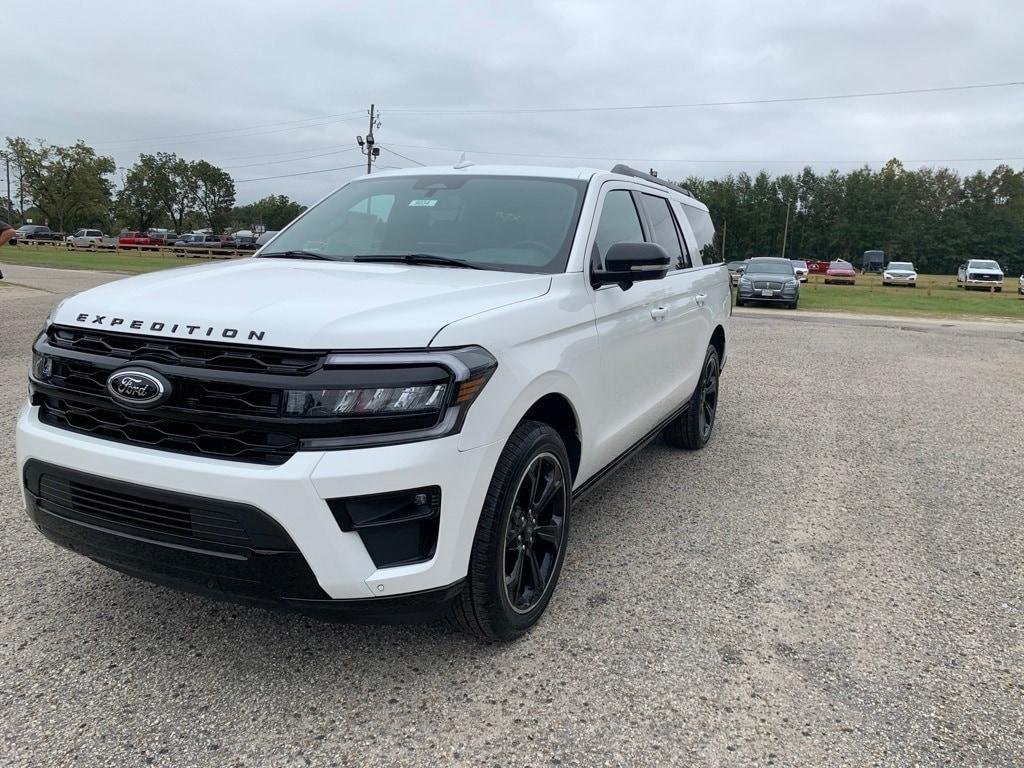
[327,487,441,568]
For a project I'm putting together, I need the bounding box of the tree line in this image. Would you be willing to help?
[3,138,1022,275]
[680,159,1024,275]
[2,137,305,235]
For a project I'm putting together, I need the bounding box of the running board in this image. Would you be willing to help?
[571,401,689,503]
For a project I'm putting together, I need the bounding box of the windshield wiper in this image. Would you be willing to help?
[259,250,333,261]
[353,253,483,270]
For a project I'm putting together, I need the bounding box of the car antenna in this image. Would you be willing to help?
[454,152,474,170]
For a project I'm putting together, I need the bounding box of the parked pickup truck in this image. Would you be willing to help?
[957,259,1004,291]
[118,231,154,246]
[14,225,62,243]
[18,163,731,640]
[66,229,117,248]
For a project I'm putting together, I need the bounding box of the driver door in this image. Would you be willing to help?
[588,185,681,467]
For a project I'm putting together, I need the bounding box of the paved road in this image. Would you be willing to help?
[1,266,1022,767]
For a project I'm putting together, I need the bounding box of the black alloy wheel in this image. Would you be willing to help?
[698,353,720,441]
[502,452,567,614]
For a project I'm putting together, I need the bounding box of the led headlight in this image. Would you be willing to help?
[738,276,751,286]
[285,383,448,417]
[293,346,497,450]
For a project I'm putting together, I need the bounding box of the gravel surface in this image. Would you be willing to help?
[1,266,1022,767]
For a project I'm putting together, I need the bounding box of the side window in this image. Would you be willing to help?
[593,189,644,267]
[682,205,721,265]
[639,194,690,270]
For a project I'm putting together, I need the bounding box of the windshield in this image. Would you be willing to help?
[726,261,747,270]
[831,261,852,269]
[745,260,795,275]
[970,260,1000,270]
[791,261,807,268]
[888,262,914,271]
[262,174,587,273]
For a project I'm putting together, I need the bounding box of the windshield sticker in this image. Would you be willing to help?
[408,199,438,207]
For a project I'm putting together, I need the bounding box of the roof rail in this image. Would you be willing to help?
[610,164,693,197]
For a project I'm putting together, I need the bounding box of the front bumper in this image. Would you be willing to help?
[964,279,1003,289]
[882,275,917,285]
[737,285,798,304]
[16,402,503,608]
[824,274,856,284]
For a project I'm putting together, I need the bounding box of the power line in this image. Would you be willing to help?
[234,163,367,184]
[385,80,1024,115]
[93,110,365,146]
[222,147,360,170]
[384,141,1024,166]
[379,146,426,166]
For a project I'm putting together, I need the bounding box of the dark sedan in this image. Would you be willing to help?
[735,257,800,309]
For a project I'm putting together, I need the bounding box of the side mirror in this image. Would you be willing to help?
[592,242,670,289]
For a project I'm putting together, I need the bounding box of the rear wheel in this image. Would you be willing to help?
[663,345,720,451]
[448,421,570,641]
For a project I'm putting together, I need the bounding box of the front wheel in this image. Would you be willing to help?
[663,345,720,451]
[448,420,571,641]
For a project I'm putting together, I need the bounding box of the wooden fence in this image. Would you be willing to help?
[14,238,250,260]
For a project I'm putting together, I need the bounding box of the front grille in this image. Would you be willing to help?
[50,357,281,416]
[752,280,783,290]
[39,396,299,465]
[27,462,298,555]
[48,327,325,375]
[968,273,1000,281]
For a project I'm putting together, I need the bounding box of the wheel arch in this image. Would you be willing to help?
[520,393,582,483]
[710,324,726,367]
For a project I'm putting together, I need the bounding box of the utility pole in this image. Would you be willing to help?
[721,219,727,261]
[356,104,382,174]
[3,154,11,224]
[781,200,791,258]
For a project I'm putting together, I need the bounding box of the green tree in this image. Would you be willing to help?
[191,160,235,232]
[115,154,167,231]
[230,194,306,231]
[5,137,115,232]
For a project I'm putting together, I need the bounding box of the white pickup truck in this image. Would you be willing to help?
[18,163,731,640]
[66,229,117,248]
[957,259,1004,291]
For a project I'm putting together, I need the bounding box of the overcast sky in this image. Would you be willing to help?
[6,0,1023,204]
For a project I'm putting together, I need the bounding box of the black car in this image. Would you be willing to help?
[14,224,62,243]
[735,257,800,309]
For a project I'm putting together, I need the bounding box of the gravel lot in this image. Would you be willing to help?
[1,265,1022,767]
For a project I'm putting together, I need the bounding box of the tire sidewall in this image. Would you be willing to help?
[690,345,721,448]
[487,425,571,636]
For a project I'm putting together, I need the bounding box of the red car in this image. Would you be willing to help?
[118,231,154,246]
[824,260,857,284]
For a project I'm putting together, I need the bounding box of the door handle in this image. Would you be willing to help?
[695,293,707,307]
[650,306,669,320]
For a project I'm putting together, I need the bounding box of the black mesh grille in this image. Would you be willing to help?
[48,327,325,375]
[28,463,298,554]
[39,396,298,465]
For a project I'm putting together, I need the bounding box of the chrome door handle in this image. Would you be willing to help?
[695,293,707,307]
[650,306,669,320]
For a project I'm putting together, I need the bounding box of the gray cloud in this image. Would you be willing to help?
[7,0,1023,203]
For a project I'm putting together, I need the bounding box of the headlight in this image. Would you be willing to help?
[785,279,798,287]
[738,276,751,286]
[293,346,497,450]
[285,383,448,417]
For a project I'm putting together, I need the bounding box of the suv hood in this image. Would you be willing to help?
[54,258,552,349]
[967,267,1003,276]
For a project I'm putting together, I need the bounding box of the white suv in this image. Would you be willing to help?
[17,164,730,640]
[957,259,1004,291]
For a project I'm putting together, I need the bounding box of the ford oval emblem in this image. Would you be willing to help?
[106,369,170,408]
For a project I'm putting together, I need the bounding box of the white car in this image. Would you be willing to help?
[791,260,809,282]
[66,229,115,248]
[957,259,1004,292]
[882,261,917,287]
[1018,274,1023,296]
[17,164,731,640]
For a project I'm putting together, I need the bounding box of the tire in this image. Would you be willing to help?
[788,300,798,309]
[735,299,744,307]
[448,420,571,641]
[663,345,721,451]
[996,288,1002,293]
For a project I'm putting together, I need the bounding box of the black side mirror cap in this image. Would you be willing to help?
[592,242,671,289]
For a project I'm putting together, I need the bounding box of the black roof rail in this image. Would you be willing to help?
[610,164,693,197]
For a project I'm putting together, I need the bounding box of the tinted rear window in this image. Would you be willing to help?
[681,205,720,264]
